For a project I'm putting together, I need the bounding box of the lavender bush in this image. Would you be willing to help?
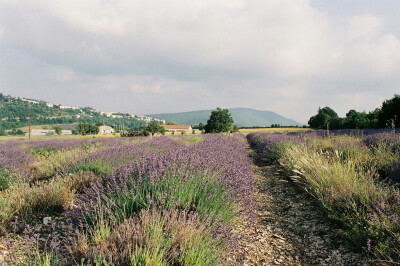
[67,134,256,263]
[0,134,256,264]
[249,129,400,262]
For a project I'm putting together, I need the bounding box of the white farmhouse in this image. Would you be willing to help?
[21,99,39,104]
[25,129,55,136]
[98,125,115,135]
[59,105,79,110]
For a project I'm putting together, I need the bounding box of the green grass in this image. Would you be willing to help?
[70,167,234,265]
[74,208,221,265]
[82,168,234,229]
[0,168,11,190]
[73,161,113,176]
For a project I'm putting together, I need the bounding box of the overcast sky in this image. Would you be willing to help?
[1,0,399,123]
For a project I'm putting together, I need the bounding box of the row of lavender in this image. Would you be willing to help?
[248,129,400,263]
[0,138,129,180]
[1,135,256,264]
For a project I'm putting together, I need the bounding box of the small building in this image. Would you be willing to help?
[25,129,55,136]
[161,125,192,132]
[25,129,73,136]
[98,125,115,135]
[21,99,39,104]
[59,105,79,110]
[58,123,79,131]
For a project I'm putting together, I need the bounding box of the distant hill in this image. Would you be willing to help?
[0,93,163,134]
[149,108,303,127]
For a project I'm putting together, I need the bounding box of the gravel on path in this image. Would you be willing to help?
[230,155,364,265]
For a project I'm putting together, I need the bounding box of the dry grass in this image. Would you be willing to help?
[169,135,204,145]
[0,171,97,226]
[283,144,388,214]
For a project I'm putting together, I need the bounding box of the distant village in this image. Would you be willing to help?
[20,98,165,124]
[19,98,167,137]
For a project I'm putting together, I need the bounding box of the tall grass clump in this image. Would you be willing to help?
[281,144,390,244]
[248,130,400,262]
[0,171,96,226]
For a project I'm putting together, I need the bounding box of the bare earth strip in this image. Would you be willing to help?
[231,158,364,265]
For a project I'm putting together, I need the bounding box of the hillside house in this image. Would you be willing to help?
[59,105,79,110]
[21,99,39,104]
[161,125,192,133]
[98,125,115,135]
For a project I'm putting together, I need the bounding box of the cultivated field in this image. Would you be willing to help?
[0,130,399,265]
[0,134,121,142]
[0,134,255,265]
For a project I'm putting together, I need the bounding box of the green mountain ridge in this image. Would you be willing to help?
[149,108,303,127]
[0,93,157,133]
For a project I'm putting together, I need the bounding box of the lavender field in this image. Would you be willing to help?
[1,130,399,265]
[0,135,256,265]
[248,129,400,264]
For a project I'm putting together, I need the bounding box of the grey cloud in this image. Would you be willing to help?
[1,0,400,122]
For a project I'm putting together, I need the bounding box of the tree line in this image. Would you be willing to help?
[308,95,400,129]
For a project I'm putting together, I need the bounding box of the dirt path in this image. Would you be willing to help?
[233,157,364,265]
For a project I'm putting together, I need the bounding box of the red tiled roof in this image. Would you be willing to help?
[161,125,191,130]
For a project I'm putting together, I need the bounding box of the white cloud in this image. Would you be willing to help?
[347,15,382,42]
[0,0,399,122]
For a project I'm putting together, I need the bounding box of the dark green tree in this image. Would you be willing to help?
[343,110,369,129]
[76,123,88,135]
[76,123,99,135]
[89,124,100,135]
[204,108,234,133]
[146,122,166,136]
[308,107,341,129]
[54,126,62,135]
[379,94,400,128]
[367,108,381,129]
